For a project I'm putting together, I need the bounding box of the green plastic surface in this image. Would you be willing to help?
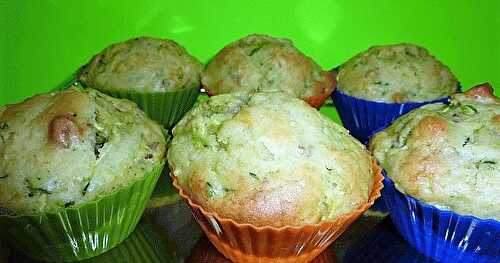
[1,0,499,123]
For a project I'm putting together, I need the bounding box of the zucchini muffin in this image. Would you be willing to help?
[201,34,336,108]
[338,43,458,103]
[79,36,203,92]
[370,83,500,220]
[168,92,373,227]
[0,87,166,215]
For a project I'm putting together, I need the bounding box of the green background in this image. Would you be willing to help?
[1,0,499,121]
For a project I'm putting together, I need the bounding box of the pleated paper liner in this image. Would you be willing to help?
[331,89,453,145]
[172,161,383,263]
[383,174,500,263]
[103,86,200,130]
[0,163,164,262]
[187,236,337,263]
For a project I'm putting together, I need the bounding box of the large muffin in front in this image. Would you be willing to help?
[0,87,166,261]
[370,84,499,220]
[79,36,203,129]
[168,92,373,227]
[369,84,500,262]
[338,43,458,103]
[202,34,336,108]
[168,92,382,262]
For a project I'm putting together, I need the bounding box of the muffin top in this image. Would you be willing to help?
[168,92,373,227]
[201,34,335,108]
[0,87,166,215]
[338,43,458,103]
[79,36,203,93]
[370,84,500,220]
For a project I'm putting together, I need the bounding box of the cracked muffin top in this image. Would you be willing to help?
[79,36,203,93]
[370,84,500,220]
[168,92,373,227]
[201,34,336,108]
[338,43,458,103]
[0,87,166,215]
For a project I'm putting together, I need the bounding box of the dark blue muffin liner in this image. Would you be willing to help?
[383,173,500,263]
[332,89,452,145]
[332,86,459,212]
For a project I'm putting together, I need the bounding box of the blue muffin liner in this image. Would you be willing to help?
[383,173,500,263]
[331,89,452,145]
[332,86,459,212]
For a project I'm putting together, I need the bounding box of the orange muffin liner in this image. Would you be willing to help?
[187,237,337,263]
[171,160,383,263]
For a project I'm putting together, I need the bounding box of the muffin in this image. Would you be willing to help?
[79,36,203,129]
[0,87,166,261]
[369,83,499,262]
[332,43,459,144]
[202,34,336,108]
[168,92,383,262]
[338,43,458,103]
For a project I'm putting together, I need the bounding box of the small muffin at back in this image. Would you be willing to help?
[0,87,166,215]
[168,92,373,227]
[370,83,500,220]
[202,34,336,108]
[338,43,458,103]
[79,36,203,93]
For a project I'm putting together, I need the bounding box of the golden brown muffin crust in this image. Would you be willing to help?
[168,92,373,227]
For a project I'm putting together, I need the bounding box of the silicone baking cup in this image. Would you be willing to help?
[56,73,199,130]
[187,237,336,263]
[0,163,164,262]
[383,174,500,263]
[146,166,180,209]
[80,81,196,208]
[333,85,459,212]
[172,161,383,263]
[102,86,200,130]
[331,89,453,145]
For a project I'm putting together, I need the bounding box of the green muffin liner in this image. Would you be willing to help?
[0,163,164,262]
[103,86,200,130]
[147,166,180,209]
[102,88,198,209]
